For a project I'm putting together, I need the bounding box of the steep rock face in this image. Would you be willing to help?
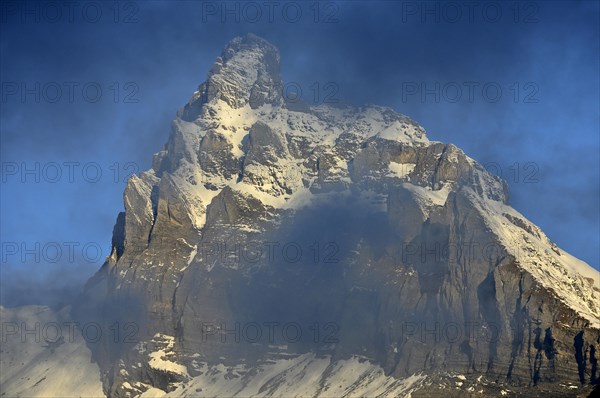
[75,34,599,397]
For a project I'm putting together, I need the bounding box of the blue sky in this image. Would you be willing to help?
[1,0,598,306]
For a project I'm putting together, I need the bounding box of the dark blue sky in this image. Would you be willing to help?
[1,0,598,305]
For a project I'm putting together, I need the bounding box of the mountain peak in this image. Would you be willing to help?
[220,33,279,63]
[66,35,600,397]
[179,34,282,119]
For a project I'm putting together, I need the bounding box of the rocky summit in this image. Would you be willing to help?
[69,34,599,397]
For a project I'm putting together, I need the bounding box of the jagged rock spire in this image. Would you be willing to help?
[179,34,283,121]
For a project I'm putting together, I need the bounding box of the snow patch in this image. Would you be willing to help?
[165,353,426,397]
[148,334,189,377]
[388,162,416,178]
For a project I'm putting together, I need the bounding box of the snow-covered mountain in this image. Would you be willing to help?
[3,34,598,397]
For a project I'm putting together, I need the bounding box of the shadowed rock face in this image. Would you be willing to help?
[75,34,599,397]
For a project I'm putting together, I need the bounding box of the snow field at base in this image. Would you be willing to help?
[0,305,105,398]
[161,353,426,398]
